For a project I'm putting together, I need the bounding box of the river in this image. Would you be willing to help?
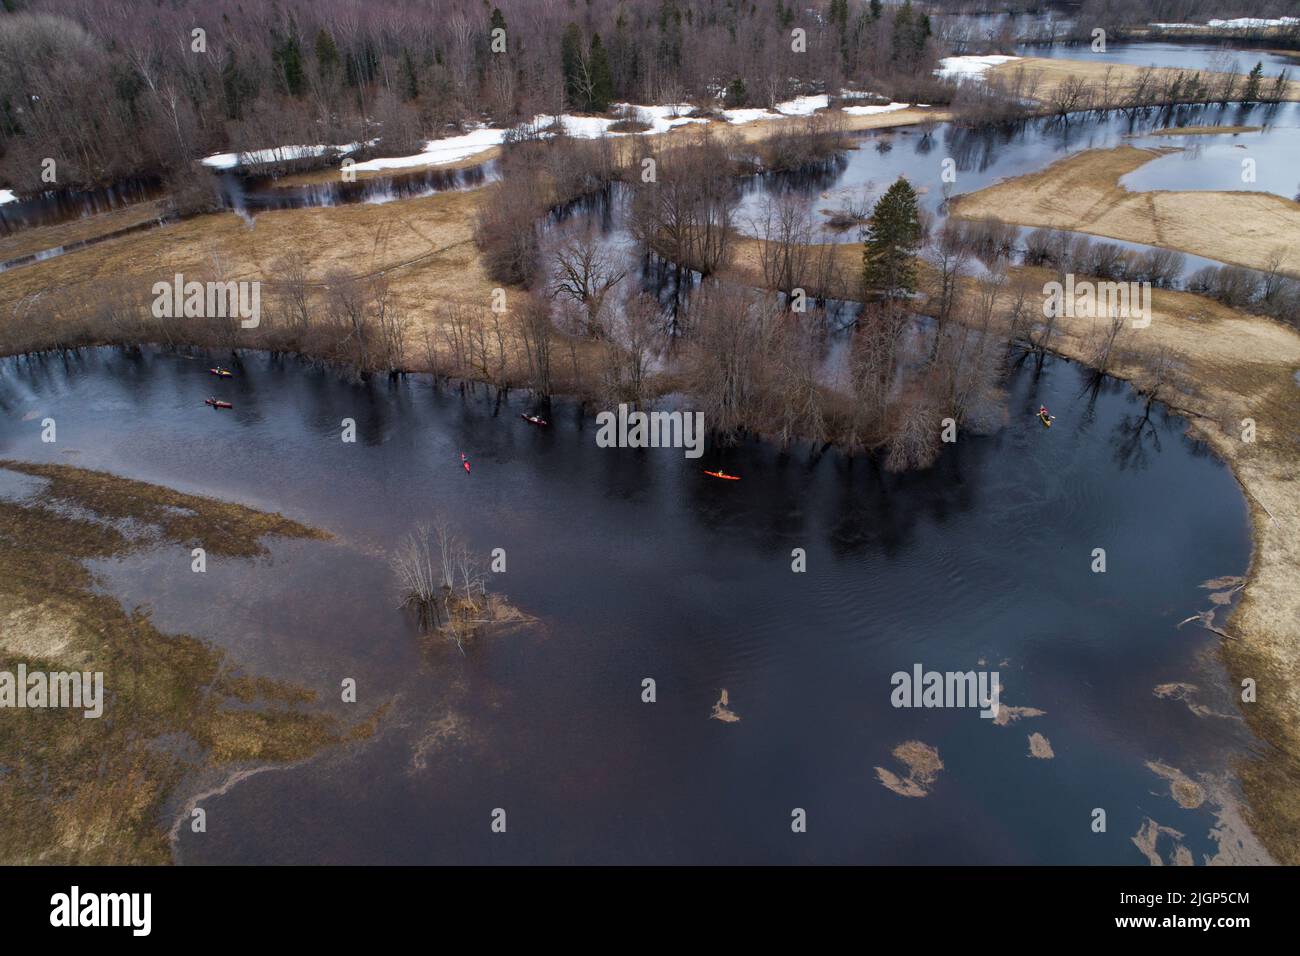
[0,346,1265,863]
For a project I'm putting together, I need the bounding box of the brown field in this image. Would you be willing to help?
[0,198,170,263]
[948,144,1300,277]
[990,55,1300,103]
[0,186,500,361]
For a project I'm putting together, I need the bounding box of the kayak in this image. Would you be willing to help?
[521,414,549,427]
[704,469,740,481]
[205,398,232,409]
[461,453,471,474]
[209,367,233,377]
[1039,413,1053,428]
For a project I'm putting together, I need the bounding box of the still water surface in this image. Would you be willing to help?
[0,347,1262,863]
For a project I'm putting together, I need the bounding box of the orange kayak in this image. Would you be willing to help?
[704,469,740,481]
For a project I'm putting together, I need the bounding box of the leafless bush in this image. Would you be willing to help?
[884,384,944,473]
[629,135,738,277]
[680,281,782,441]
[752,194,816,296]
[547,232,627,336]
[516,292,556,396]
[320,272,408,373]
[597,290,664,406]
[754,112,846,172]
[474,183,543,287]
[391,517,488,650]
[1188,264,1263,308]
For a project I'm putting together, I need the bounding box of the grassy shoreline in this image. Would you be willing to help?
[949,144,1300,279]
[0,460,377,863]
[4,92,1298,863]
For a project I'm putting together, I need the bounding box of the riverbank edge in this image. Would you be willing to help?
[4,281,1295,862]
[4,98,1297,862]
[947,144,1300,280]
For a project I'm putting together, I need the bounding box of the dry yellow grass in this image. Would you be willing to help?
[0,199,170,263]
[949,144,1300,277]
[0,460,353,863]
[1146,125,1261,136]
[991,55,1300,103]
[0,186,500,360]
[990,267,1300,863]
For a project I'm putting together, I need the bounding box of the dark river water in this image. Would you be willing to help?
[0,347,1263,864]
[0,176,165,235]
[215,160,497,216]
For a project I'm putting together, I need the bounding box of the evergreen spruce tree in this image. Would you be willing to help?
[314,29,340,78]
[829,0,849,33]
[273,31,305,97]
[221,52,255,120]
[561,23,585,109]
[863,178,922,299]
[1243,62,1264,102]
[725,77,748,108]
[891,1,915,65]
[400,49,419,100]
[589,34,615,111]
[1268,68,1290,103]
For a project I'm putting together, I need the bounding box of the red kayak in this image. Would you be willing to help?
[461,453,471,473]
[204,398,232,409]
[703,469,740,481]
[521,414,549,427]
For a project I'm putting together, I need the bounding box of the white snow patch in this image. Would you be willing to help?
[935,54,1020,80]
[613,103,709,133]
[1151,18,1299,30]
[201,142,365,170]
[719,107,777,124]
[1209,17,1298,28]
[842,101,912,116]
[775,94,830,116]
[720,94,831,124]
[350,128,507,172]
[527,104,706,138]
[354,105,705,171]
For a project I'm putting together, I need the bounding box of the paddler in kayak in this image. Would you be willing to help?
[1038,405,1055,426]
[461,452,470,473]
